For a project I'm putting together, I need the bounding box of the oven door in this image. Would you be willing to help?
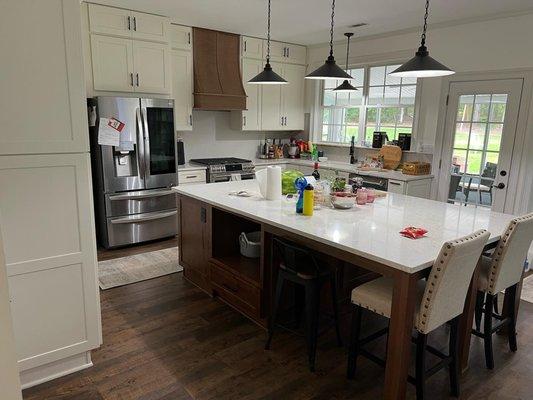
[210,173,255,183]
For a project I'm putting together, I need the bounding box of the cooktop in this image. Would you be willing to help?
[190,157,252,166]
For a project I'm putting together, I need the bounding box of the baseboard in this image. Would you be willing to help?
[20,351,93,389]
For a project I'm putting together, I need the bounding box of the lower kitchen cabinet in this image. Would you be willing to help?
[388,178,432,198]
[0,153,101,386]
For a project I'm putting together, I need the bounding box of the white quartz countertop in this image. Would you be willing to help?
[178,162,207,172]
[254,158,433,182]
[174,180,514,274]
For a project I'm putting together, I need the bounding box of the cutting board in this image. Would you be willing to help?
[379,145,402,170]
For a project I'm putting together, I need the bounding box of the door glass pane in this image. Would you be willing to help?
[469,123,487,150]
[466,150,482,175]
[472,94,491,122]
[452,149,467,173]
[457,95,474,121]
[490,94,507,122]
[487,124,503,151]
[146,107,176,175]
[454,123,470,149]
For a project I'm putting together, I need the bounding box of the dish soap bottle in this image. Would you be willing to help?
[303,184,314,216]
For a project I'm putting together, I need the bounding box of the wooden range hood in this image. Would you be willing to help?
[193,27,246,110]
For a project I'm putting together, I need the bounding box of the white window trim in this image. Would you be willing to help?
[311,60,424,151]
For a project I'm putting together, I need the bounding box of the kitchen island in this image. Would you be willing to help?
[173,180,515,400]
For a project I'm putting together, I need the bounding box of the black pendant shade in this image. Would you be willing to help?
[248,63,287,84]
[248,0,287,85]
[389,45,454,78]
[333,32,357,91]
[389,0,454,78]
[306,0,353,81]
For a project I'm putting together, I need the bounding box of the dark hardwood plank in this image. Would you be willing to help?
[23,272,533,400]
[97,237,178,262]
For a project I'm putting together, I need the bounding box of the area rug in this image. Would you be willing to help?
[521,274,533,304]
[98,246,182,290]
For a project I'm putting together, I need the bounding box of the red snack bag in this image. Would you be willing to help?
[400,226,428,239]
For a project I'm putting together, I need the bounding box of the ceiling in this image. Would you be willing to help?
[96,0,533,45]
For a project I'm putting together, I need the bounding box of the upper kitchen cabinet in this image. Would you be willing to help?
[233,58,264,131]
[88,4,169,43]
[133,41,171,94]
[170,24,192,50]
[91,35,134,93]
[0,0,89,155]
[241,36,264,60]
[170,24,193,131]
[265,41,307,65]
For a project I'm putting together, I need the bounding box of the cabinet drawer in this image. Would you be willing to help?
[210,264,261,318]
[178,169,206,184]
[387,179,405,194]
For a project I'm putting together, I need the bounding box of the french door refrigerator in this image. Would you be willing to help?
[89,97,178,248]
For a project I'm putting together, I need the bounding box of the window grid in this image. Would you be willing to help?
[320,64,418,145]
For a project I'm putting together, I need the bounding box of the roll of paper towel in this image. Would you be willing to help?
[266,166,282,200]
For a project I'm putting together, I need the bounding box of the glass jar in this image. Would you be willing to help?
[356,189,367,205]
[366,188,375,203]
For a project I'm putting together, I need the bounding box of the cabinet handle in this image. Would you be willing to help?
[136,73,139,87]
[188,32,191,44]
[189,114,193,125]
[130,72,134,87]
[284,116,288,125]
[243,116,246,126]
[286,47,290,57]
[389,181,401,186]
[243,40,247,52]
[133,16,137,31]
[127,16,131,30]
[283,47,286,57]
[200,207,206,223]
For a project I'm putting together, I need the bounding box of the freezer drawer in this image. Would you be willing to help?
[105,189,176,217]
[106,209,178,247]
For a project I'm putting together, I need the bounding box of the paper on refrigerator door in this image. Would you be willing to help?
[97,117,125,146]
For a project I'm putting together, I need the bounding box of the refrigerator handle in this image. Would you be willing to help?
[141,107,151,180]
[135,108,146,180]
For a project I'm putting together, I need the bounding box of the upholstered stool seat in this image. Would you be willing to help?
[351,277,426,319]
[476,255,493,292]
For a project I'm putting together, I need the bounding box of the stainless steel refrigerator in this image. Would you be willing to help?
[89,97,178,248]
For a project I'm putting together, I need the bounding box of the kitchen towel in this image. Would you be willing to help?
[266,166,282,200]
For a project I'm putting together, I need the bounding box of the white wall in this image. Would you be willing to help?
[178,111,298,161]
[307,12,533,212]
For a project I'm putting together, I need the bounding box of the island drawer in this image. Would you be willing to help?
[210,264,261,318]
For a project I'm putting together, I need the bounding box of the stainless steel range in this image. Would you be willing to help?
[190,158,255,183]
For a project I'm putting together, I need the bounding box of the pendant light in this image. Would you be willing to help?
[333,33,357,92]
[389,0,454,78]
[248,0,287,85]
[305,0,353,80]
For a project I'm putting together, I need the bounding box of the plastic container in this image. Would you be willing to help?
[303,184,314,216]
[239,231,261,258]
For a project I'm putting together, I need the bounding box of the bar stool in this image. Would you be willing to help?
[473,213,533,369]
[265,237,342,372]
[347,230,490,400]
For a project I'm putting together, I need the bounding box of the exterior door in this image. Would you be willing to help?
[439,79,523,212]
[141,98,177,189]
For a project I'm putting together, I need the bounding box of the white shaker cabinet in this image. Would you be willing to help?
[91,35,171,94]
[388,178,432,198]
[88,4,169,43]
[238,58,264,131]
[261,61,284,130]
[170,24,192,50]
[242,36,264,60]
[264,41,307,65]
[281,63,306,130]
[171,48,193,130]
[90,34,135,93]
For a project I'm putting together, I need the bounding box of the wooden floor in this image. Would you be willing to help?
[97,237,179,262]
[23,271,533,400]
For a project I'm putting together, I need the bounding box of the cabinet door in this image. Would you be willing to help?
[0,154,100,372]
[242,36,263,59]
[170,24,192,50]
[405,179,431,199]
[264,41,286,62]
[91,34,134,92]
[131,11,169,43]
[284,43,307,65]
[281,63,306,130]
[1,0,89,154]
[171,49,193,131]
[88,3,132,38]
[387,179,406,194]
[261,62,283,130]
[241,58,263,130]
[133,41,171,94]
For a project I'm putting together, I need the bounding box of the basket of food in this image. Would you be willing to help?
[402,162,431,175]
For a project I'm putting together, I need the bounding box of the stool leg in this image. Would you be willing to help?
[484,294,495,369]
[347,305,362,379]
[329,272,342,347]
[305,280,321,372]
[265,273,284,350]
[493,293,499,314]
[415,331,427,400]
[475,290,485,332]
[449,317,460,397]
[507,284,518,352]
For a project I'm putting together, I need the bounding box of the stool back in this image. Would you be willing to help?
[416,230,490,334]
[486,213,533,295]
[272,237,320,278]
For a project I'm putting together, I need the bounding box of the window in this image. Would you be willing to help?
[320,63,418,146]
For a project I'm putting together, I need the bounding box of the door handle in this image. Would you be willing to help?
[136,108,146,179]
[492,182,506,189]
[499,170,507,176]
